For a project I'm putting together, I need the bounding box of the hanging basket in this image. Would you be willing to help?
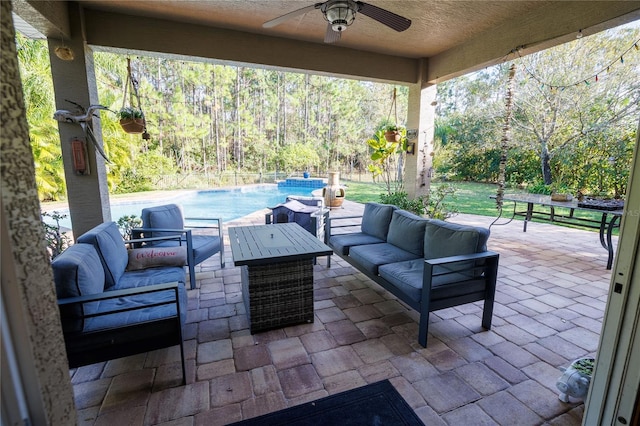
[384,130,401,142]
[120,118,145,134]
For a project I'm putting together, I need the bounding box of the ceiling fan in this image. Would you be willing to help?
[262,0,411,43]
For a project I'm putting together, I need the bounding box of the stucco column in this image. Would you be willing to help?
[404,68,436,199]
[49,2,110,237]
[1,2,76,423]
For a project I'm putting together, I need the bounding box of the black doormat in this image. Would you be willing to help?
[229,379,424,425]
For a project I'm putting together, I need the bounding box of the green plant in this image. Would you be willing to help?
[423,183,458,220]
[528,181,552,195]
[41,211,71,260]
[117,214,142,240]
[382,125,408,144]
[118,107,143,120]
[380,192,425,215]
[379,184,458,220]
[367,128,408,195]
[572,357,595,376]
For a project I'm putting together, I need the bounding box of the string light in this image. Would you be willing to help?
[510,36,639,90]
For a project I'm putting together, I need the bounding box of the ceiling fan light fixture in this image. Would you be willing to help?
[324,1,356,32]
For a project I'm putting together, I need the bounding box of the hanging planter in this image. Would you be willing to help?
[119,58,149,137]
[381,89,408,147]
[384,131,401,142]
[118,107,145,134]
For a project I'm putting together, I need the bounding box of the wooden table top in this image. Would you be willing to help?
[228,222,333,266]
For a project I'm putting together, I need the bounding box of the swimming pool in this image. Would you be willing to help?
[50,185,319,229]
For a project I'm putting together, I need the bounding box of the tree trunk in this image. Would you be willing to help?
[541,141,552,185]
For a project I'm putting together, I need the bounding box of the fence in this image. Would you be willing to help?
[154,170,377,190]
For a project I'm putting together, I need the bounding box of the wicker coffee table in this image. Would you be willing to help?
[228,222,333,333]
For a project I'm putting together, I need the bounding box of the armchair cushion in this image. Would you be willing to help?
[126,246,187,271]
[77,222,128,289]
[141,204,185,237]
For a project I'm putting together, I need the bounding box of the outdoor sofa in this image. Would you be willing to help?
[326,202,499,347]
[52,221,188,383]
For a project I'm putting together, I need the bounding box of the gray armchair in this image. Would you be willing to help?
[133,204,225,289]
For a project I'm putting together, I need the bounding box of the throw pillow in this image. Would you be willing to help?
[126,246,187,271]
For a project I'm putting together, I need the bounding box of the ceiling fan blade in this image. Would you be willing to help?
[356,1,411,32]
[324,23,341,43]
[263,3,323,28]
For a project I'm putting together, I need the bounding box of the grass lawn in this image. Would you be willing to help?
[341,179,616,234]
[342,180,508,216]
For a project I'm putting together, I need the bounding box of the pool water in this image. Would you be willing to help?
[51,185,319,229]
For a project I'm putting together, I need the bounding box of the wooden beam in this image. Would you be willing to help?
[83,9,420,84]
[13,0,70,38]
[427,2,640,83]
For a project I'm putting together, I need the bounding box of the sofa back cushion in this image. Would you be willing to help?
[387,210,428,256]
[77,222,128,289]
[424,220,489,259]
[141,204,185,238]
[361,202,397,240]
[52,243,104,331]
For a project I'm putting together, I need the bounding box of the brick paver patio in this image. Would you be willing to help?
[73,199,613,425]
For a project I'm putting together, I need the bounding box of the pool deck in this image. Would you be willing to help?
[71,199,612,425]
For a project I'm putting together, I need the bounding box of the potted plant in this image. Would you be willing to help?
[556,357,595,402]
[550,182,573,201]
[383,125,404,142]
[118,107,145,134]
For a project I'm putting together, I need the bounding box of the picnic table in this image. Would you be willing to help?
[496,194,623,269]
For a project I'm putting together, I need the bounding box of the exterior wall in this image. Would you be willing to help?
[1,1,76,424]
[405,74,436,200]
[49,2,111,237]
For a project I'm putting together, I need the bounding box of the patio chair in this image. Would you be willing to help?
[132,204,225,289]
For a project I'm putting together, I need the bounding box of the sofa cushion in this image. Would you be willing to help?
[423,220,489,259]
[83,282,188,332]
[51,243,104,332]
[52,243,105,297]
[423,220,489,275]
[379,259,485,305]
[126,246,187,271]
[361,203,397,240]
[328,233,386,255]
[77,222,128,289]
[349,243,420,275]
[116,266,187,290]
[387,210,428,256]
[141,204,185,238]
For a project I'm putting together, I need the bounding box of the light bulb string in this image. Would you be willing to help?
[510,37,639,90]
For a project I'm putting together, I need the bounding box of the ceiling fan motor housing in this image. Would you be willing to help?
[323,0,357,32]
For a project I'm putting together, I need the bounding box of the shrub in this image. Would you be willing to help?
[117,215,142,240]
[41,211,71,260]
[379,184,458,220]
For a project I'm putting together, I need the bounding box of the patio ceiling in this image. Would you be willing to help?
[14,1,640,84]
